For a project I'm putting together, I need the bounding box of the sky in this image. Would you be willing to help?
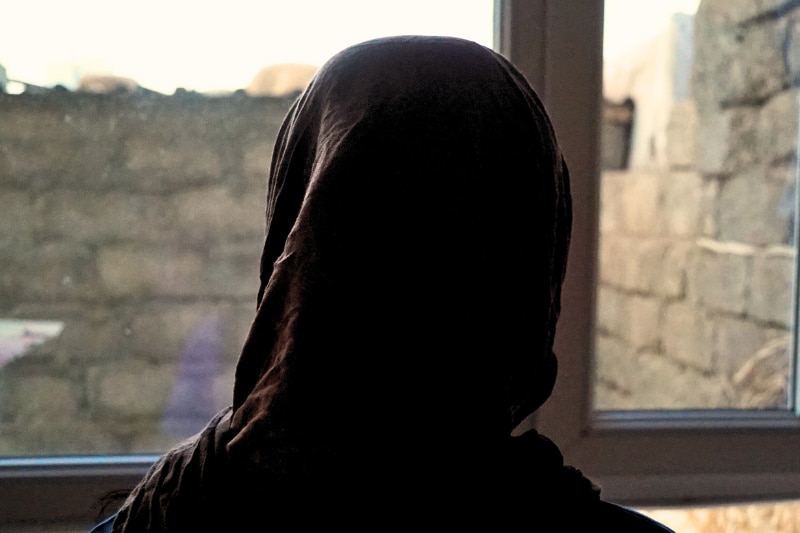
[2,1,699,94]
[2,0,493,94]
[603,0,700,61]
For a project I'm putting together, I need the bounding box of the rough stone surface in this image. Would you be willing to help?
[0,91,291,455]
[713,315,783,377]
[91,359,175,419]
[595,343,728,410]
[749,247,795,326]
[596,286,661,350]
[594,0,797,419]
[694,105,758,175]
[603,169,662,235]
[661,301,715,371]
[598,234,689,298]
[686,242,751,314]
[694,0,788,109]
[717,167,791,245]
[661,171,703,237]
[756,89,800,165]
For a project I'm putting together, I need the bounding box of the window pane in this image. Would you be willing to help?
[595,0,796,410]
[0,0,494,457]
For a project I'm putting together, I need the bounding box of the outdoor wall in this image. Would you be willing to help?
[0,90,293,454]
[1,0,796,459]
[595,0,797,410]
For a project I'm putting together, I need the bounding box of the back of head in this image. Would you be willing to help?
[229,35,572,471]
[109,37,577,533]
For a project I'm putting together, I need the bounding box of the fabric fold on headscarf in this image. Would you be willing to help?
[110,35,596,532]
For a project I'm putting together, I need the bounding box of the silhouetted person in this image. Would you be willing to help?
[92,36,673,532]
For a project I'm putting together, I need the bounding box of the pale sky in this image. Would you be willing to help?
[603,0,700,61]
[2,0,494,94]
[3,1,699,94]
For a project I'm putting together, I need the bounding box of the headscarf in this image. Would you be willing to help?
[110,36,594,532]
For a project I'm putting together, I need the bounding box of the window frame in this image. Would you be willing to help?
[4,1,800,528]
[499,0,800,508]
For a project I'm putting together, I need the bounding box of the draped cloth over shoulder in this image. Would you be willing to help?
[110,36,596,531]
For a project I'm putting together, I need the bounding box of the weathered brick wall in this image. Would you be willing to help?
[595,0,797,410]
[0,91,293,454]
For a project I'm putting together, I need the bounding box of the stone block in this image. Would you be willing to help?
[97,246,205,298]
[32,190,174,245]
[598,235,687,298]
[596,286,661,351]
[694,106,758,175]
[700,178,721,237]
[662,171,704,237]
[757,89,800,165]
[666,101,698,170]
[630,351,732,409]
[694,1,788,109]
[593,334,635,406]
[0,108,122,190]
[656,241,691,298]
[0,374,79,424]
[23,309,136,366]
[686,240,751,314]
[91,359,175,418]
[696,0,784,26]
[204,242,261,298]
[595,286,624,338]
[662,301,715,370]
[597,234,635,289]
[626,296,664,351]
[242,140,273,180]
[0,189,34,249]
[749,246,795,326]
[714,315,786,377]
[600,169,663,235]
[0,371,124,454]
[124,134,223,191]
[717,167,790,245]
[16,242,103,302]
[97,242,261,300]
[598,171,626,234]
[172,186,265,245]
[595,344,729,410]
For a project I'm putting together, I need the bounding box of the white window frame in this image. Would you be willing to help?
[498,0,800,508]
[4,1,800,528]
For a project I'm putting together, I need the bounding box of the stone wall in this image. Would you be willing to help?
[0,90,293,454]
[595,0,797,410]
[2,0,797,452]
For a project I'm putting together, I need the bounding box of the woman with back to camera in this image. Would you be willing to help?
[90,35,674,531]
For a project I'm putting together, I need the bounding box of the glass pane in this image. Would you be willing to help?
[595,0,797,410]
[0,0,494,457]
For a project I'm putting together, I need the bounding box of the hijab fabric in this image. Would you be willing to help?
[110,36,595,531]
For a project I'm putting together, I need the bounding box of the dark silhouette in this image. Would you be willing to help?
[91,36,673,532]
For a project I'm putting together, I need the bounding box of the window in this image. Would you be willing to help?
[5,1,800,530]
[0,2,493,530]
[511,0,800,509]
